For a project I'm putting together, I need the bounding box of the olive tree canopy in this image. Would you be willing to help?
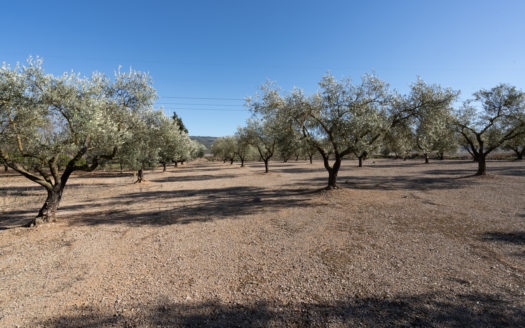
[455,84,525,175]
[0,58,156,225]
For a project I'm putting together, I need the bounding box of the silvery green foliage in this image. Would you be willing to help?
[249,74,391,161]
[456,84,525,160]
[412,80,458,157]
[243,117,278,162]
[190,140,207,159]
[383,122,415,158]
[119,109,184,171]
[235,127,257,162]
[211,136,236,162]
[173,133,194,163]
[0,58,156,190]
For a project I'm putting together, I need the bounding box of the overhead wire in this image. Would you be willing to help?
[158,96,245,101]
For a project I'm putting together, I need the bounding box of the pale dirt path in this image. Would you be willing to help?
[0,159,524,327]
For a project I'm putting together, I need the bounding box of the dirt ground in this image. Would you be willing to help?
[0,158,524,327]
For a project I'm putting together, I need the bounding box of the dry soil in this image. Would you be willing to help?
[0,159,524,327]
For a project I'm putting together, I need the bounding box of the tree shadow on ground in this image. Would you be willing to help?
[291,174,475,191]
[0,183,319,229]
[423,164,525,177]
[40,292,524,328]
[274,167,325,174]
[47,186,318,227]
[72,171,135,179]
[481,232,525,245]
[150,174,238,183]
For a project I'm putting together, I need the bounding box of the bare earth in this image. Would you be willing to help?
[0,159,524,327]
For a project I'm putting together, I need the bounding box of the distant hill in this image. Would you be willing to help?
[190,136,217,151]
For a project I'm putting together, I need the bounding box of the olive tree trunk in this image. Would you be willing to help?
[28,186,64,226]
[135,168,145,183]
[476,155,487,175]
[323,155,341,189]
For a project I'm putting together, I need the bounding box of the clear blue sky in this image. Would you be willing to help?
[2,0,524,136]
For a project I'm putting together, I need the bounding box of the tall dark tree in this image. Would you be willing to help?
[172,111,188,134]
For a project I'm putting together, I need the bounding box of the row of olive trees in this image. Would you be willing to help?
[0,59,202,225]
[241,74,525,188]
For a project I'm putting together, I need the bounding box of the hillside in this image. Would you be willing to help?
[190,136,217,150]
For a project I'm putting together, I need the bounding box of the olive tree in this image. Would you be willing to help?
[249,75,457,189]
[171,133,192,166]
[189,139,207,159]
[0,59,155,225]
[502,132,525,160]
[250,74,391,188]
[415,105,457,163]
[383,122,415,160]
[211,136,236,164]
[456,84,525,175]
[157,114,185,172]
[243,118,277,173]
[234,127,255,167]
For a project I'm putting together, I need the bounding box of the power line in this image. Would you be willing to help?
[159,96,245,101]
[160,107,249,112]
[156,102,243,107]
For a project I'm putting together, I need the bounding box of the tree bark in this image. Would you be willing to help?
[230,158,234,165]
[3,163,7,172]
[424,153,429,164]
[358,156,363,167]
[264,159,269,173]
[135,168,145,183]
[28,187,64,226]
[514,148,524,160]
[309,154,313,164]
[476,155,486,175]
[438,152,444,160]
[174,161,178,167]
[323,155,341,189]
[240,158,245,167]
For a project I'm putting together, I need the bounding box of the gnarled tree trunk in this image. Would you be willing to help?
[476,155,486,175]
[513,147,524,160]
[28,186,64,226]
[264,159,269,173]
[357,151,367,167]
[323,155,341,189]
[135,168,145,183]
